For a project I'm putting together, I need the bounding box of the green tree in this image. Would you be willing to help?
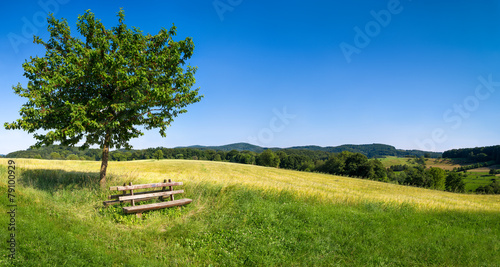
[154,150,164,160]
[4,9,202,186]
[445,172,465,193]
[428,167,446,190]
[67,154,79,160]
[256,149,280,168]
[50,152,61,159]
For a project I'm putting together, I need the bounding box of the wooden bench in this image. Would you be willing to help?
[104,179,192,214]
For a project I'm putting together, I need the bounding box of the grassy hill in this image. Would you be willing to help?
[1,159,499,266]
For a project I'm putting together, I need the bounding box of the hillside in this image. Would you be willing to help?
[182,142,442,158]
[1,159,498,265]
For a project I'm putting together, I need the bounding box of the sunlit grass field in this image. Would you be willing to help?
[379,156,463,171]
[1,158,499,266]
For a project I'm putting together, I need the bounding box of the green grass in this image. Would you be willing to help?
[378,156,417,168]
[463,172,498,192]
[1,159,499,266]
[379,156,462,171]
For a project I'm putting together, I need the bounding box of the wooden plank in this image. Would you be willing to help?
[109,189,165,200]
[109,182,183,191]
[122,198,192,214]
[118,190,184,201]
[103,196,162,207]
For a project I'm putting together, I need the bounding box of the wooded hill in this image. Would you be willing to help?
[4,142,442,160]
[183,143,442,158]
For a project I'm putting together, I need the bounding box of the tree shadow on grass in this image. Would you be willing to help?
[19,168,102,192]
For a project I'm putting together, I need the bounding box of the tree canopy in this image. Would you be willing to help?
[4,9,202,185]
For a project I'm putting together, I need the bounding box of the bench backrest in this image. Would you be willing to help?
[109,181,183,191]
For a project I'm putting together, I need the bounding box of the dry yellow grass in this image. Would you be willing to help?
[2,158,499,212]
[425,158,462,170]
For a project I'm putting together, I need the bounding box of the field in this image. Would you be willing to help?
[1,158,499,266]
[378,156,462,171]
[424,158,462,170]
[378,156,416,168]
[379,156,499,192]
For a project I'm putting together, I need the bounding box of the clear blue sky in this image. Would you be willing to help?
[1,0,500,154]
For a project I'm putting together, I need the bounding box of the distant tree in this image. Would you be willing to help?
[404,166,428,187]
[428,167,446,190]
[154,150,164,160]
[50,152,61,159]
[343,152,368,177]
[256,149,280,168]
[320,155,345,175]
[370,159,387,181]
[445,172,465,193]
[476,179,500,194]
[213,154,222,161]
[226,150,239,162]
[414,156,426,166]
[4,9,202,187]
[67,154,79,160]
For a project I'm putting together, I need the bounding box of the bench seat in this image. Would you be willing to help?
[122,198,192,214]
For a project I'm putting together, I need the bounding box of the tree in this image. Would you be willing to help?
[67,154,79,160]
[4,9,202,186]
[50,152,61,159]
[256,149,280,168]
[154,150,163,160]
[427,167,446,190]
[445,172,465,193]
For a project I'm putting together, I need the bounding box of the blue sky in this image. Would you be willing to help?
[1,0,500,154]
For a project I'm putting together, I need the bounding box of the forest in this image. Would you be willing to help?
[5,144,499,194]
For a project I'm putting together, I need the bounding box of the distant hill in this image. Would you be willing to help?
[443,145,500,164]
[5,142,442,160]
[179,143,442,158]
[185,142,267,153]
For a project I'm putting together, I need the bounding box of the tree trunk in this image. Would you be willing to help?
[100,130,112,188]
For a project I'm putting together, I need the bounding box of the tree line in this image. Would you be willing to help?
[443,145,500,164]
[6,145,486,194]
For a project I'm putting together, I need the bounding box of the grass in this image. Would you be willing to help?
[424,158,462,170]
[1,158,499,266]
[378,156,417,168]
[379,156,462,171]
[462,171,498,192]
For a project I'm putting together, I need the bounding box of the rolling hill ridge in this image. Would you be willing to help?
[181,142,442,158]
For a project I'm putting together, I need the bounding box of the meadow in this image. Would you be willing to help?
[1,158,499,266]
[378,156,461,171]
[462,171,499,192]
